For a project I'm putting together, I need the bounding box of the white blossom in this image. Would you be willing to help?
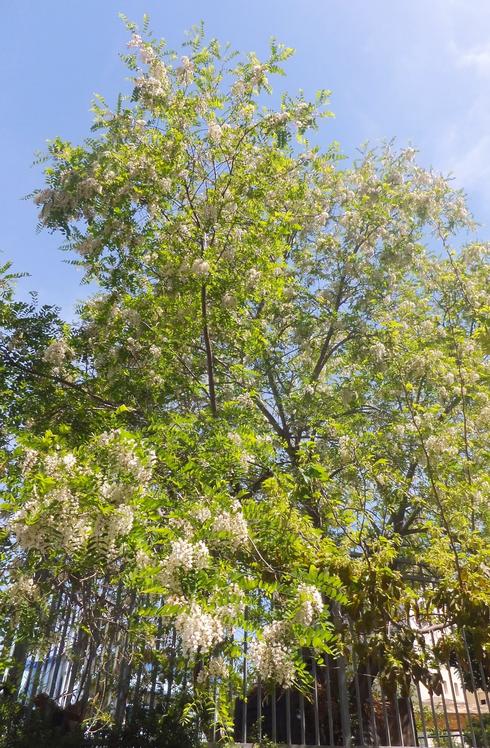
[191,258,210,277]
[62,453,77,469]
[77,177,102,199]
[249,621,295,686]
[371,341,386,363]
[43,339,73,367]
[135,74,168,99]
[194,506,212,523]
[10,575,39,602]
[76,237,99,257]
[208,121,223,143]
[135,549,151,568]
[295,583,323,625]
[33,188,55,206]
[160,539,210,591]
[177,56,194,85]
[212,505,248,549]
[247,268,261,286]
[175,602,224,654]
[110,504,134,536]
[197,655,229,683]
[21,448,39,475]
[222,293,237,308]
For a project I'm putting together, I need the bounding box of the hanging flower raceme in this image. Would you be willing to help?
[8,430,156,563]
[295,583,324,625]
[249,621,296,687]
[175,602,224,655]
[159,538,210,592]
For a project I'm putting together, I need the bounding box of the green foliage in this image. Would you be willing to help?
[464,713,490,747]
[0,16,489,727]
[0,698,200,748]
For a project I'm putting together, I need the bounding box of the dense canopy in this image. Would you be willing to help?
[1,18,489,737]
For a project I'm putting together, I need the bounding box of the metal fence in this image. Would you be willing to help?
[2,592,489,746]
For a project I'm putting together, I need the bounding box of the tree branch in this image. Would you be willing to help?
[201,283,217,417]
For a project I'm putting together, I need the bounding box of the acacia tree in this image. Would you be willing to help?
[1,18,489,736]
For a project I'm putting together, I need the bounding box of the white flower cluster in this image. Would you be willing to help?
[34,188,74,223]
[21,448,39,475]
[370,341,387,364]
[424,430,459,461]
[160,539,210,591]
[135,548,151,568]
[111,504,134,536]
[295,583,324,626]
[100,481,130,505]
[250,63,267,86]
[77,177,102,199]
[249,621,296,686]
[135,73,168,99]
[212,504,248,549]
[269,111,289,127]
[196,655,229,684]
[127,33,156,65]
[176,55,194,85]
[91,504,135,557]
[11,487,91,555]
[43,339,73,368]
[175,602,224,654]
[207,121,223,143]
[34,188,56,207]
[128,34,169,103]
[338,434,353,464]
[76,237,99,257]
[194,506,212,523]
[9,575,39,602]
[98,430,154,484]
[190,258,210,276]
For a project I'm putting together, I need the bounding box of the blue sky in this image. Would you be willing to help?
[2,0,490,317]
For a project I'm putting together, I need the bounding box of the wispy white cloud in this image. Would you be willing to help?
[454,44,490,75]
[423,24,490,210]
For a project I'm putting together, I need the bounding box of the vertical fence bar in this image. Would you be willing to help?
[393,690,405,747]
[379,683,392,747]
[312,657,321,746]
[242,619,248,745]
[165,627,177,708]
[49,602,74,698]
[212,680,218,744]
[427,682,442,746]
[131,660,144,721]
[349,633,365,746]
[286,687,292,746]
[365,657,379,748]
[461,630,489,748]
[325,654,335,747]
[428,652,453,745]
[272,684,277,744]
[22,654,37,699]
[406,697,418,748]
[148,615,163,713]
[415,680,429,748]
[456,656,477,748]
[300,689,306,745]
[64,627,88,707]
[418,566,447,747]
[257,678,262,743]
[337,653,352,748]
[332,603,351,748]
[446,662,465,748]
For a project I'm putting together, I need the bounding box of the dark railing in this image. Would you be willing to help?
[2,590,489,746]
